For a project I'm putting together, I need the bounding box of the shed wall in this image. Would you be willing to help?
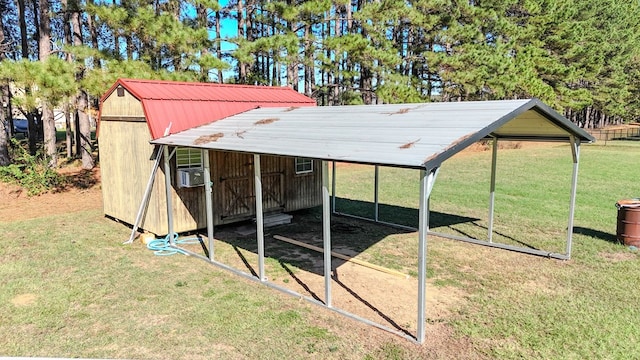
[285,159,323,211]
[100,120,156,228]
[211,152,322,225]
[100,88,145,119]
[100,88,322,235]
[100,122,322,234]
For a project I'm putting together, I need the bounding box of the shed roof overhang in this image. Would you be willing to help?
[151,98,594,170]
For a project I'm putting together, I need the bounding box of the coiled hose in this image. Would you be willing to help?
[146,233,202,256]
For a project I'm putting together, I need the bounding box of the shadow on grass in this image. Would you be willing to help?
[184,198,480,336]
[334,197,479,229]
[204,197,482,278]
[447,221,542,250]
[573,226,619,244]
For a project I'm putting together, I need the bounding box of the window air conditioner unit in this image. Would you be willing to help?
[178,168,205,188]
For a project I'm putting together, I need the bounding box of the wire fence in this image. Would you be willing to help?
[588,126,640,144]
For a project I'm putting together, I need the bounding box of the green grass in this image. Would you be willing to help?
[333,141,640,358]
[1,141,640,359]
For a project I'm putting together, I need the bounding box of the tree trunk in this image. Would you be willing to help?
[18,0,38,153]
[64,103,73,158]
[0,15,9,166]
[32,0,41,57]
[17,0,29,59]
[70,0,94,169]
[62,0,74,159]
[332,3,341,105]
[304,23,312,97]
[86,0,100,69]
[0,84,9,166]
[237,0,246,83]
[244,0,254,81]
[215,10,223,83]
[39,0,57,167]
[76,91,93,169]
[196,3,209,82]
[286,15,298,90]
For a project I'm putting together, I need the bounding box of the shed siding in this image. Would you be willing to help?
[100,88,145,118]
[100,120,206,235]
[213,151,254,222]
[210,151,308,225]
[285,159,322,212]
[100,120,156,227]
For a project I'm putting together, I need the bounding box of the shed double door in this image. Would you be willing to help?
[217,152,285,221]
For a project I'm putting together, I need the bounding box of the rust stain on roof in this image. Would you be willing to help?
[254,117,279,125]
[194,132,224,145]
[423,152,437,164]
[399,138,421,149]
[423,133,473,164]
[235,130,248,139]
[283,107,298,112]
[390,108,411,115]
[383,105,425,116]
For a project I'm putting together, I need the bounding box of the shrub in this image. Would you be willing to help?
[0,139,66,195]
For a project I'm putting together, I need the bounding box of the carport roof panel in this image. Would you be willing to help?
[151,99,595,169]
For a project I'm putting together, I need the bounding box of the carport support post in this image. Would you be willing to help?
[331,161,336,214]
[417,167,437,344]
[254,154,266,281]
[163,146,175,242]
[566,136,581,258]
[488,137,498,242]
[203,150,214,261]
[374,165,380,221]
[322,160,332,307]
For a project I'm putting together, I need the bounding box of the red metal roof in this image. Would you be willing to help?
[100,78,316,139]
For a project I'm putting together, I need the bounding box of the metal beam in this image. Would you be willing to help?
[125,145,163,244]
[333,211,417,232]
[417,167,438,344]
[488,137,498,243]
[322,160,332,307]
[331,161,336,214]
[163,146,175,242]
[374,165,380,221]
[203,149,215,261]
[428,231,570,260]
[254,154,266,281]
[566,137,581,258]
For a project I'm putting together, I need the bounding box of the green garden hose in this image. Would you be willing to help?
[146,233,201,256]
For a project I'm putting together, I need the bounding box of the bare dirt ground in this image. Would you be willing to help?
[0,167,103,222]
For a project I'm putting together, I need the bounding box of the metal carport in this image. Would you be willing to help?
[150,99,595,343]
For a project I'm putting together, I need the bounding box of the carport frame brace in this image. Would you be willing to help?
[147,99,594,344]
[158,136,581,343]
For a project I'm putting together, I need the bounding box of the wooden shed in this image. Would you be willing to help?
[98,78,319,235]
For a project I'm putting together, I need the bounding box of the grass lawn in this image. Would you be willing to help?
[1,141,639,359]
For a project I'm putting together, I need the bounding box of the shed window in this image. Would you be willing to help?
[295,157,313,174]
[176,148,203,169]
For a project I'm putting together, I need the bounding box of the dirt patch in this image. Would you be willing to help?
[11,293,37,306]
[599,251,637,262]
[204,219,471,348]
[0,166,103,223]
